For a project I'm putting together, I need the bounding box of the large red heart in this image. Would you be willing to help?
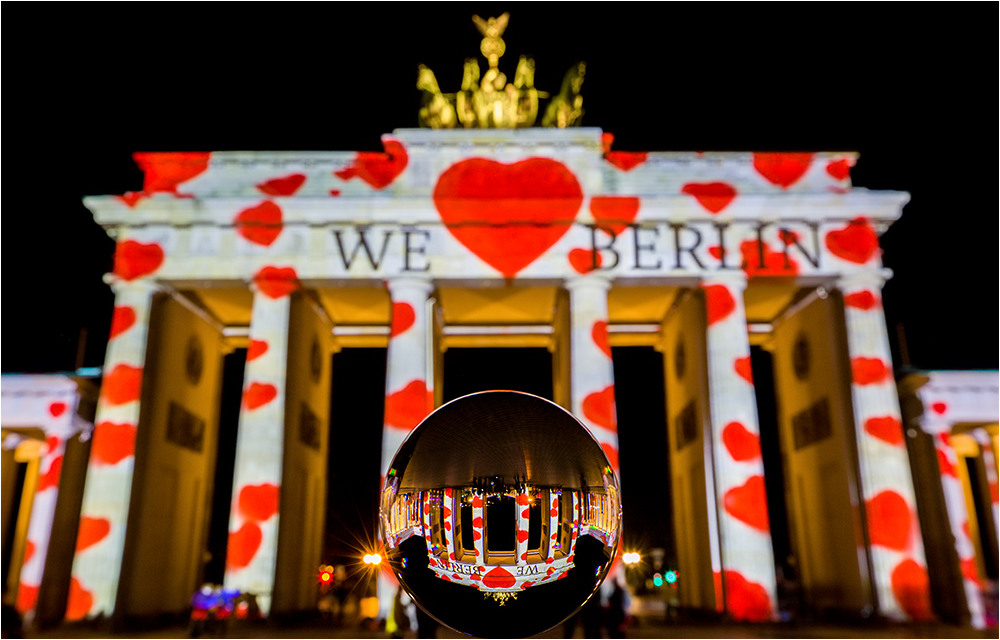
[384,380,432,430]
[826,158,853,181]
[37,456,63,491]
[433,158,583,277]
[102,364,143,405]
[866,490,910,551]
[752,153,813,188]
[681,182,737,214]
[335,139,408,190]
[891,559,932,621]
[109,306,136,340]
[483,566,516,589]
[851,357,888,385]
[722,422,761,461]
[134,152,210,193]
[582,385,616,431]
[592,320,612,358]
[91,421,137,465]
[844,291,878,310]
[16,585,39,616]
[722,570,772,622]
[734,356,754,384]
[601,443,619,469]
[235,201,283,247]
[865,416,903,445]
[64,576,95,621]
[590,196,639,235]
[703,284,736,326]
[256,173,306,196]
[739,240,798,277]
[723,475,770,532]
[49,402,67,417]
[569,248,602,274]
[243,382,278,410]
[246,340,268,362]
[113,240,164,281]
[76,516,111,552]
[239,483,280,522]
[227,522,263,569]
[604,151,648,172]
[253,266,300,299]
[825,218,878,264]
[390,302,415,338]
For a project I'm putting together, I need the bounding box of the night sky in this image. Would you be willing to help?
[3,5,996,567]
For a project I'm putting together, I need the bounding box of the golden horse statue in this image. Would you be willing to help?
[417,64,457,129]
[542,62,586,128]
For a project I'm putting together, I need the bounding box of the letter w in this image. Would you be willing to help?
[333,228,393,270]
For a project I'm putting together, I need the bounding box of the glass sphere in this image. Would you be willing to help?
[379,391,621,638]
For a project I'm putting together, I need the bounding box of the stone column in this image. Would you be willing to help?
[701,272,777,622]
[971,431,999,541]
[839,271,931,622]
[223,267,299,616]
[70,278,158,620]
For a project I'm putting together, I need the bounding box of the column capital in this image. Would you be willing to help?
[836,268,893,293]
[564,273,613,293]
[700,270,748,291]
[103,274,161,295]
[386,276,435,297]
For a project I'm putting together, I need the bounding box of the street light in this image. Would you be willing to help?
[622,552,640,565]
[363,553,382,565]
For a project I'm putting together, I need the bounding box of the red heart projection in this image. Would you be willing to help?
[826,158,853,181]
[227,522,263,569]
[243,382,278,410]
[517,530,530,544]
[681,182,737,214]
[335,140,408,190]
[604,151,648,172]
[865,416,904,446]
[49,402,67,417]
[235,201,283,247]
[329,189,341,197]
[521,508,531,518]
[931,402,947,415]
[569,248,602,274]
[713,571,725,613]
[960,558,982,587]
[936,448,956,477]
[851,357,888,385]
[739,240,798,277]
[703,284,736,326]
[46,436,60,454]
[722,570,772,622]
[483,566,516,589]
[256,173,306,196]
[91,422,137,465]
[472,530,482,541]
[239,483,280,522]
[472,516,484,529]
[724,475,770,532]
[246,340,268,362]
[517,494,531,506]
[253,266,300,299]
[582,385,616,431]
[134,152,211,193]
[16,584,39,616]
[472,495,483,509]
[601,443,619,469]
[384,380,432,430]
[825,218,878,264]
[866,490,911,551]
[76,516,111,552]
[891,559,932,621]
[592,320,612,358]
[37,456,63,491]
[109,306,136,340]
[778,229,800,246]
[844,291,878,310]
[734,356,754,384]
[433,158,583,277]
[113,240,164,281]
[116,192,147,208]
[752,153,813,189]
[64,577,94,621]
[102,364,143,405]
[24,540,36,564]
[590,196,639,235]
[390,302,415,338]
[722,422,761,461]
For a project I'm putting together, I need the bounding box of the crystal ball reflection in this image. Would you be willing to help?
[379,391,621,638]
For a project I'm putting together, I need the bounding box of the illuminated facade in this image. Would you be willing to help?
[2,127,997,629]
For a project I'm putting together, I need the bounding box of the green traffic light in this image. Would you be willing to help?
[665,570,677,584]
[652,573,663,587]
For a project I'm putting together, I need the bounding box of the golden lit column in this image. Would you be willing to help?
[971,431,999,542]
[838,272,931,622]
[223,267,299,616]
[70,277,159,621]
[701,272,777,621]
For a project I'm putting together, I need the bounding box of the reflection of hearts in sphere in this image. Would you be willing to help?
[380,391,621,638]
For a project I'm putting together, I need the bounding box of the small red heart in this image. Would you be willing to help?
[739,240,797,277]
[329,189,341,196]
[91,422,137,465]
[109,306,137,340]
[931,402,947,415]
[243,382,278,410]
[335,139,408,190]
[102,364,143,405]
[590,196,639,235]
[469,572,481,581]
[582,385,616,431]
[472,516,484,529]
[390,302,416,338]
[752,153,813,189]
[46,436,59,455]
[239,483,280,522]
[472,530,482,541]
[722,422,761,461]
[49,402,67,417]
[443,520,452,532]
[253,266,300,299]
[601,443,619,469]
[703,284,736,326]
[472,495,483,509]
[569,248,603,274]
[722,570,773,622]
[113,240,164,281]
[76,516,111,552]
[521,508,530,518]
[439,574,451,582]
[444,488,453,498]
[384,380,432,430]
[37,456,63,491]
[517,494,531,506]
[825,218,878,264]
[116,192,146,208]
[681,182,737,214]
[235,201,283,247]
[256,173,306,197]
[865,416,903,445]
[708,246,723,260]
[936,448,956,477]
[64,576,95,621]
[442,506,452,518]
[604,151,648,172]
[866,490,911,551]
[25,540,36,564]
[522,580,534,588]
[246,340,268,362]
[226,522,263,569]
[517,530,529,543]
[16,584,39,616]
[779,229,799,246]
[826,158,853,181]
[134,152,210,193]
[592,320,612,358]
[734,357,753,384]
[890,559,932,621]
[851,357,888,385]
[723,475,770,532]
[844,291,878,310]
